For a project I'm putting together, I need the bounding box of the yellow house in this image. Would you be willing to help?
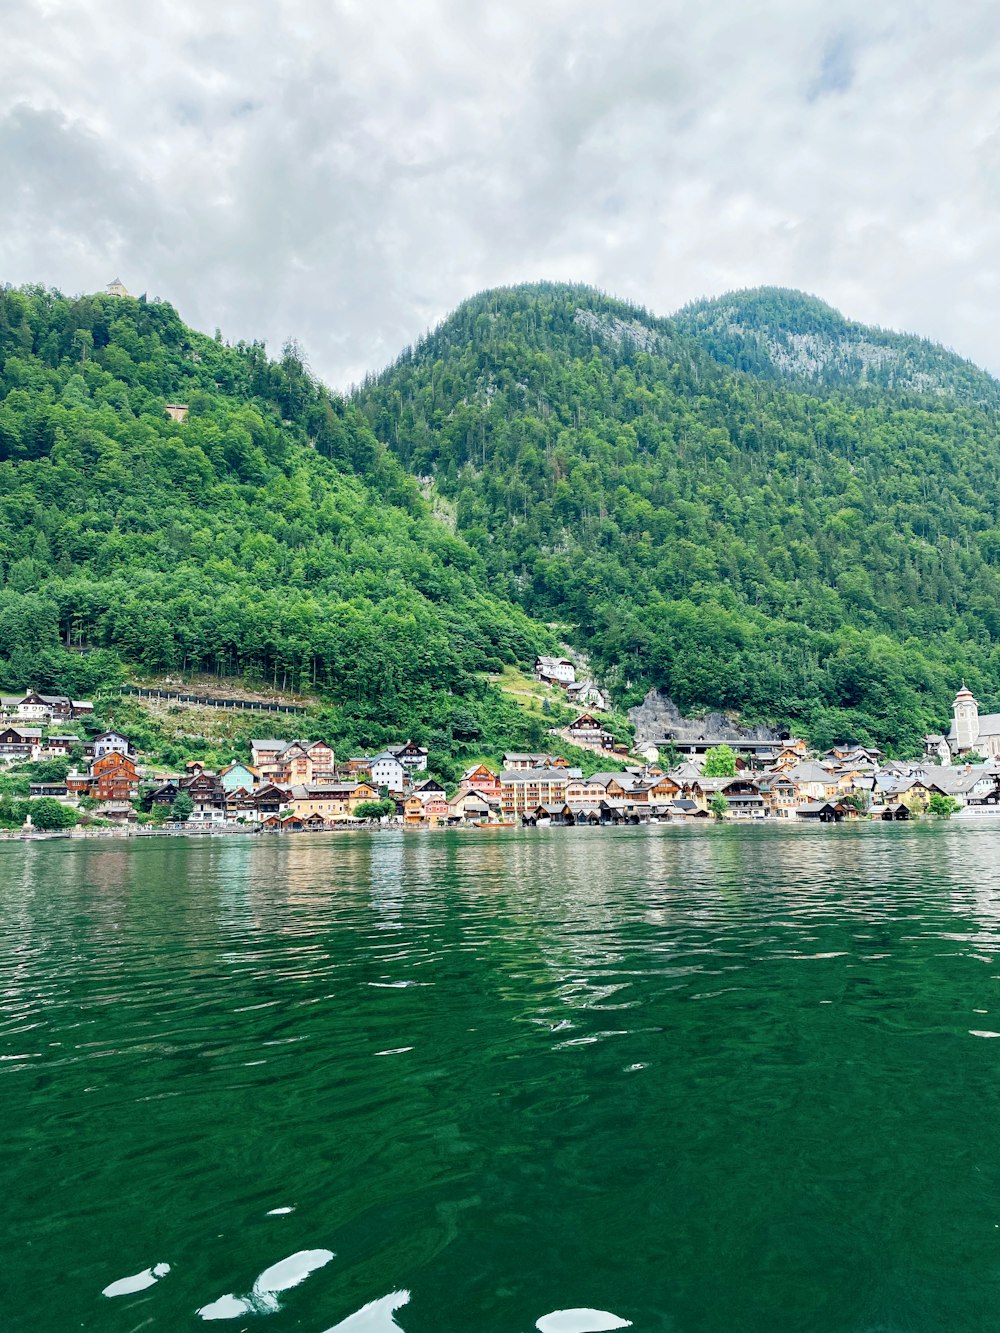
[288,781,377,822]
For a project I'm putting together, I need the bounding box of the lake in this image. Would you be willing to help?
[5,823,1000,1331]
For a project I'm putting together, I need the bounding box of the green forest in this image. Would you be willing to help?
[357,282,1000,752]
[0,285,551,760]
[5,278,1000,758]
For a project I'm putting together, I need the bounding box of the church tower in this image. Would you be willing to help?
[953,684,980,753]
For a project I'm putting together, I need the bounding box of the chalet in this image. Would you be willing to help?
[344,756,374,779]
[722,778,767,818]
[90,752,140,804]
[15,691,70,721]
[567,713,610,745]
[534,655,575,685]
[632,774,682,802]
[275,741,313,784]
[404,795,426,826]
[181,770,226,823]
[391,740,429,772]
[413,777,446,799]
[500,767,571,818]
[0,727,42,760]
[145,780,179,810]
[229,783,290,823]
[459,764,500,798]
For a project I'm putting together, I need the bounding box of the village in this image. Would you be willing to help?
[1,677,1000,835]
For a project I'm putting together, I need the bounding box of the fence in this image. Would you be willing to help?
[120,686,309,716]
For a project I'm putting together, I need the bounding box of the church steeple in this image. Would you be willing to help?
[953,684,980,753]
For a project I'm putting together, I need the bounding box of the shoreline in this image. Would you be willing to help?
[2,813,998,843]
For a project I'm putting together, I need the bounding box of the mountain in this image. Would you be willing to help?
[0,284,554,765]
[357,282,1000,752]
[673,287,1000,407]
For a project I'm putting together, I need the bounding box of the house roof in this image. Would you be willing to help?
[499,767,570,781]
[786,761,837,783]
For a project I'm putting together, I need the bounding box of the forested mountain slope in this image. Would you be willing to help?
[357,282,1000,751]
[673,287,1000,406]
[0,285,549,755]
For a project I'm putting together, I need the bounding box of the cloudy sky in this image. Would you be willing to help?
[3,0,1000,386]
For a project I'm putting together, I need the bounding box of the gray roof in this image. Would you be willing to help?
[786,761,837,783]
[948,713,1000,740]
[499,767,569,781]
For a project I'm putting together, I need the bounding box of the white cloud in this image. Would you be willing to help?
[2,0,1000,384]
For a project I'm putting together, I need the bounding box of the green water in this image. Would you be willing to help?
[5,824,1000,1331]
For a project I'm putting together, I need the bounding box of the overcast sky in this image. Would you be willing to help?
[3,0,1000,387]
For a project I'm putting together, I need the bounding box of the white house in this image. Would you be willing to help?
[369,752,407,790]
[534,655,576,685]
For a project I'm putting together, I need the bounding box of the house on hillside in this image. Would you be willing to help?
[565,681,610,711]
[534,656,576,685]
[392,740,429,773]
[567,713,612,746]
[88,753,141,808]
[0,727,42,761]
[85,731,134,761]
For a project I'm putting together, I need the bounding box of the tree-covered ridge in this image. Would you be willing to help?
[0,285,549,755]
[673,287,1000,406]
[358,282,1000,752]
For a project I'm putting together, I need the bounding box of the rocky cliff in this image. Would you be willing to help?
[629,690,787,751]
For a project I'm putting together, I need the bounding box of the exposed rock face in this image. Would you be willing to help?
[574,308,660,354]
[628,690,786,750]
